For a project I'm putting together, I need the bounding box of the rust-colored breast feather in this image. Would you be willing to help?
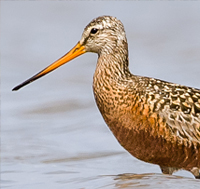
[94,75,200,170]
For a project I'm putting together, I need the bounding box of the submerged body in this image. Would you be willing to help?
[13,16,200,178]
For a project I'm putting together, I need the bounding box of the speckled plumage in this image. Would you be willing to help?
[13,16,200,178]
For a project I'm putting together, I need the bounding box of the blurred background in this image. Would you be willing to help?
[1,1,200,189]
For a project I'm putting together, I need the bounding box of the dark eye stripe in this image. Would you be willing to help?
[91,28,98,34]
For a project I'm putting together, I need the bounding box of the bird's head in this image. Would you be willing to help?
[80,16,127,54]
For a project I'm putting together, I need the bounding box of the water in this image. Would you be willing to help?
[1,1,200,188]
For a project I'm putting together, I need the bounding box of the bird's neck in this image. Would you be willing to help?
[95,44,131,80]
[93,45,132,116]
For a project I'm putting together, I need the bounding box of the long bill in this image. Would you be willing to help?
[12,42,86,91]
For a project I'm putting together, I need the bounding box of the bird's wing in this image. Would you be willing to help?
[144,78,200,143]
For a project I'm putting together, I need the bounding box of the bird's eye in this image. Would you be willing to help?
[90,28,98,34]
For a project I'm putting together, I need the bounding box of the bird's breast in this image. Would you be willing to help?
[92,75,200,169]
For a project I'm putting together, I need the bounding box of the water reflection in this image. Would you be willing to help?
[108,173,198,189]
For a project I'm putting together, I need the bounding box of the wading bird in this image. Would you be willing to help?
[13,16,200,178]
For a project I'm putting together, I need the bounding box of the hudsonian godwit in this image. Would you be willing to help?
[13,16,200,179]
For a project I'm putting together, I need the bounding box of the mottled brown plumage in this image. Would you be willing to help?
[13,16,200,178]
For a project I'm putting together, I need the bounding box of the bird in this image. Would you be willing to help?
[12,16,200,179]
